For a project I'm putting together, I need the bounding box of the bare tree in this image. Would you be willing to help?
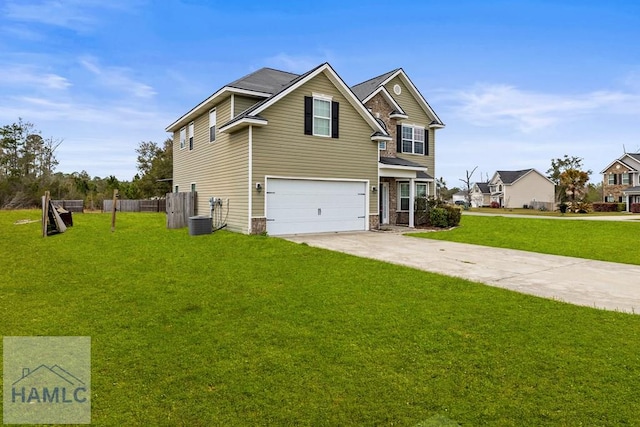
[459,166,478,205]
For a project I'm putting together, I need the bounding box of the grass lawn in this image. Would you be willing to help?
[468,207,634,217]
[2,210,640,425]
[411,215,640,265]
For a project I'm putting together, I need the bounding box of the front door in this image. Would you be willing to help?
[380,182,389,224]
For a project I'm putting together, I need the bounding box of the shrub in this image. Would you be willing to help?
[444,205,461,227]
[617,203,627,212]
[593,202,618,212]
[428,207,449,228]
[631,203,640,213]
[490,201,500,208]
[559,203,568,213]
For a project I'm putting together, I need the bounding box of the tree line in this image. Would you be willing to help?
[0,119,172,209]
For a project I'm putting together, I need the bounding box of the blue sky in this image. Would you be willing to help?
[2,0,640,188]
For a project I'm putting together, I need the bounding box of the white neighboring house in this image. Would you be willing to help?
[452,191,467,205]
[470,182,490,207]
[489,169,555,209]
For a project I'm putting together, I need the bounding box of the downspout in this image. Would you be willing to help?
[248,125,253,233]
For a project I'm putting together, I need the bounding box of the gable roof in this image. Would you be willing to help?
[351,68,444,127]
[600,153,640,173]
[216,63,389,138]
[166,67,300,132]
[351,69,399,101]
[492,169,554,186]
[473,182,490,193]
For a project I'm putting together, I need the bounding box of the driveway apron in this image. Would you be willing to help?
[283,231,640,315]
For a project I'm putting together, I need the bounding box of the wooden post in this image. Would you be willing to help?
[42,191,50,238]
[111,189,118,232]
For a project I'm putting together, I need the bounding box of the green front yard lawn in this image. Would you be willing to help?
[411,215,640,265]
[2,211,640,425]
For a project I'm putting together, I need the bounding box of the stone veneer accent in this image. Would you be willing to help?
[365,93,400,157]
[603,165,632,202]
[251,217,267,235]
[369,214,379,231]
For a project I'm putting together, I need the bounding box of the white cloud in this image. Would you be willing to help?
[79,57,156,98]
[0,66,72,90]
[442,84,639,132]
[3,0,144,30]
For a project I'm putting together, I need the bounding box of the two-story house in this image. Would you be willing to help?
[165,63,444,235]
[469,182,490,207]
[601,153,640,209]
[488,169,555,209]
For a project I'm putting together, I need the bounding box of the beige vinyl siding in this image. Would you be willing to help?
[234,95,261,116]
[172,96,249,233]
[506,173,555,208]
[385,76,436,193]
[251,72,378,218]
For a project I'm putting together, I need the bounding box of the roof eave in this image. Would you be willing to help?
[165,87,271,133]
[219,117,268,133]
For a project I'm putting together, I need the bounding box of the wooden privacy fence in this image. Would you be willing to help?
[102,199,167,213]
[51,200,84,212]
[166,192,196,229]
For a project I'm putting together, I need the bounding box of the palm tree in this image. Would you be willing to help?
[436,177,447,200]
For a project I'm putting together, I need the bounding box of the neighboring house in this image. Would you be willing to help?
[451,191,467,204]
[165,62,444,235]
[488,169,555,209]
[469,182,490,207]
[600,153,640,210]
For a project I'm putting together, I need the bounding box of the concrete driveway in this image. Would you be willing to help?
[283,231,640,315]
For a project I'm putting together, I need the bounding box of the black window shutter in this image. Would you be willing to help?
[424,128,429,156]
[396,125,402,152]
[331,101,339,138]
[304,96,312,135]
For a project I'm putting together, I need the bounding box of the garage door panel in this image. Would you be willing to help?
[266,179,367,235]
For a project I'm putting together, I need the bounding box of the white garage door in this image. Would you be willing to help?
[266,178,367,235]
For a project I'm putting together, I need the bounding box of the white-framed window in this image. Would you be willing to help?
[313,97,331,137]
[398,182,410,211]
[416,183,428,198]
[379,141,386,150]
[191,183,196,192]
[179,126,186,150]
[401,125,425,155]
[606,195,614,202]
[174,185,179,193]
[209,109,216,142]
[623,173,630,185]
[398,182,430,211]
[607,174,614,185]
[188,122,194,151]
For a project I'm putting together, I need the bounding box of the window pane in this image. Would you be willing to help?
[314,99,330,118]
[402,126,413,139]
[414,127,424,142]
[416,184,427,197]
[414,141,424,155]
[402,140,413,153]
[401,198,409,210]
[314,117,330,136]
[400,183,410,197]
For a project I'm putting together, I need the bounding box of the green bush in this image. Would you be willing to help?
[429,207,449,227]
[444,205,461,227]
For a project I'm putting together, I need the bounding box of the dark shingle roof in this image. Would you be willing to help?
[380,156,425,168]
[417,171,433,179]
[227,67,300,94]
[497,169,533,184]
[475,182,490,193]
[351,69,399,101]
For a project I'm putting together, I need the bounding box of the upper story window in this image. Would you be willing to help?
[313,98,331,136]
[179,126,186,150]
[188,122,194,151]
[399,125,426,155]
[209,109,216,142]
[608,173,615,185]
[379,141,386,150]
[304,96,339,138]
[622,173,630,185]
